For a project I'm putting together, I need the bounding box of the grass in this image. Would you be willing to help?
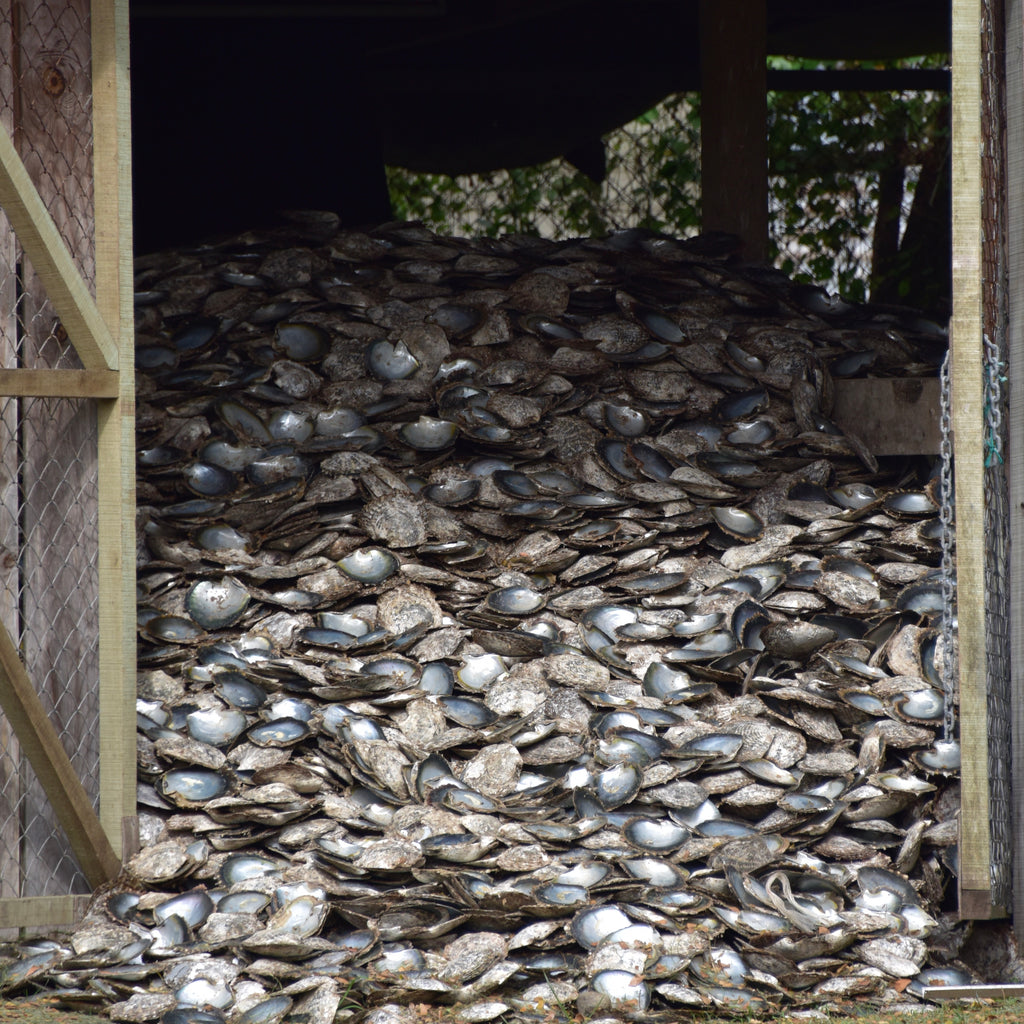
[2,996,1024,1024]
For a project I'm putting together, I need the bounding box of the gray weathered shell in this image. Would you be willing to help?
[187,577,251,629]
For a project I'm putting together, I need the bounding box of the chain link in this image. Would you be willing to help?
[938,349,957,742]
[983,332,1006,464]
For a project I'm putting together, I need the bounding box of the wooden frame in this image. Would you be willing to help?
[952,0,1000,919]
[0,0,134,927]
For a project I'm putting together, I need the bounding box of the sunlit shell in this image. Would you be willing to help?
[570,905,632,949]
[221,853,284,885]
[247,717,311,747]
[456,653,507,690]
[186,707,249,746]
[591,970,651,1012]
[913,739,961,772]
[534,883,591,907]
[160,768,229,805]
[337,547,399,583]
[593,763,643,810]
[218,891,272,914]
[485,586,546,616]
[676,733,743,759]
[622,858,690,888]
[896,580,944,616]
[622,817,690,853]
[187,577,251,629]
[893,687,945,722]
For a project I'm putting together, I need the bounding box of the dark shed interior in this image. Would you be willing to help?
[128,0,951,254]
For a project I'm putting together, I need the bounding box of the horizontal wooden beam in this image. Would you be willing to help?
[768,68,951,92]
[0,895,90,930]
[924,983,1024,1001]
[831,377,941,455]
[0,369,120,398]
[134,1,444,16]
[0,619,121,889]
[373,67,949,98]
[0,124,117,372]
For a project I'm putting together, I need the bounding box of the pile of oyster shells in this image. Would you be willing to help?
[3,216,974,1022]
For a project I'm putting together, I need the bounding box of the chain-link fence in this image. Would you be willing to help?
[388,72,949,311]
[980,0,1012,916]
[0,0,102,911]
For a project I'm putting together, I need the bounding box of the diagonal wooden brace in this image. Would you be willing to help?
[0,620,120,888]
[0,124,117,373]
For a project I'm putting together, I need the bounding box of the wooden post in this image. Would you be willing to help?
[92,0,137,865]
[1005,0,1024,940]
[699,0,768,262]
[952,0,996,918]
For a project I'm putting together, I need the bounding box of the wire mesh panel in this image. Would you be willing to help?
[7,0,95,290]
[0,391,99,901]
[0,0,104,913]
[387,98,702,243]
[980,0,1012,914]
[388,76,948,309]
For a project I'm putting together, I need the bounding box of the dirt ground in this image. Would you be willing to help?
[3,996,1024,1024]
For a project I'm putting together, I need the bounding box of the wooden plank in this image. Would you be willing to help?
[831,377,941,455]
[92,0,136,861]
[0,615,119,888]
[0,109,115,371]
[0,894,89,931]
[0,368,118,397]
[699,0,768,262]
[952,0,993,916]
[960,888,1003,919]
[924,984,1024,1001]
[1005,0,1024,943]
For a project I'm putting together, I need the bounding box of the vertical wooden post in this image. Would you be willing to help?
[952,0,995,918]
[1005,0,1024,939]
[699,0,768,262]
[92,0,136,862]
[0,2,22,906]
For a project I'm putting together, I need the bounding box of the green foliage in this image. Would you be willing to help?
[386,56,948,302]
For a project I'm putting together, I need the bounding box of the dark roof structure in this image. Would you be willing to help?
[129,0,950,250]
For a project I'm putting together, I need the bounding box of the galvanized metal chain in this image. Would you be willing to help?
[983,332,1006,467]
[937,348,957,742]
